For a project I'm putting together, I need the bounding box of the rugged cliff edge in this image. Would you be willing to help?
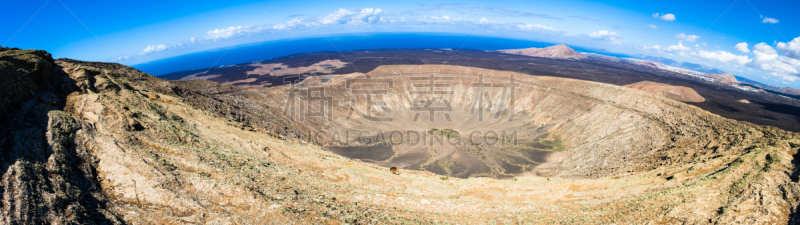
[0,47,120,224]
[2,47,800,224]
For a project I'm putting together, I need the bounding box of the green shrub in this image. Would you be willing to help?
[428,128,460,138]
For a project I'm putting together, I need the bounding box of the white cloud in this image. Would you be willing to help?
[666,42,691,52]
[641,45,662,51]
[660,13,676,21]
[702,42,707,46]
[749,43,798,74]
[734,42,749,53]
[762,17,779,24]
[273,18,313,30]
[214,8,385,33]
[779,75,797,82]
[752,58,798,75]
[588,30,617,38]
[690,41,800,81]
[777,36,800,59]
[781,55,800,67]
[652,13,659,18]
[675,33,699,42]
[320,9,355,25]
[753,42,777,54]
[207,26,245,39]
[588,30,621,44]
[417,15,464,24]
[697,50,751,65]
[478,17,492,25]
[143,44,167,53]
[349,8,383,25]
[318,8,384,25]
[647,24,657,29]
[517,24,556,31]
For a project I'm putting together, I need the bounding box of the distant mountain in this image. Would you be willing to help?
[633,55,727,74]
[704,73,739,85]
[734,76,767,86]
[497,44,588,59]
[674,62,727,74]
[732,76,800,97]
[623,81,705,102]
[779,87,800,96]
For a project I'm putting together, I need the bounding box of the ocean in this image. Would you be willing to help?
[131,33,628,76]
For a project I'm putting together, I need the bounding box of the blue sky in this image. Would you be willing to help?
[3,0,800,88]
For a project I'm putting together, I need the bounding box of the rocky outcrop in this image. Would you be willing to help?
[497,44,588,59]
[0,49,121,224]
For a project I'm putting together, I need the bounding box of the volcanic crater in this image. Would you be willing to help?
[277,65,729,179]
[4,47,800,223]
